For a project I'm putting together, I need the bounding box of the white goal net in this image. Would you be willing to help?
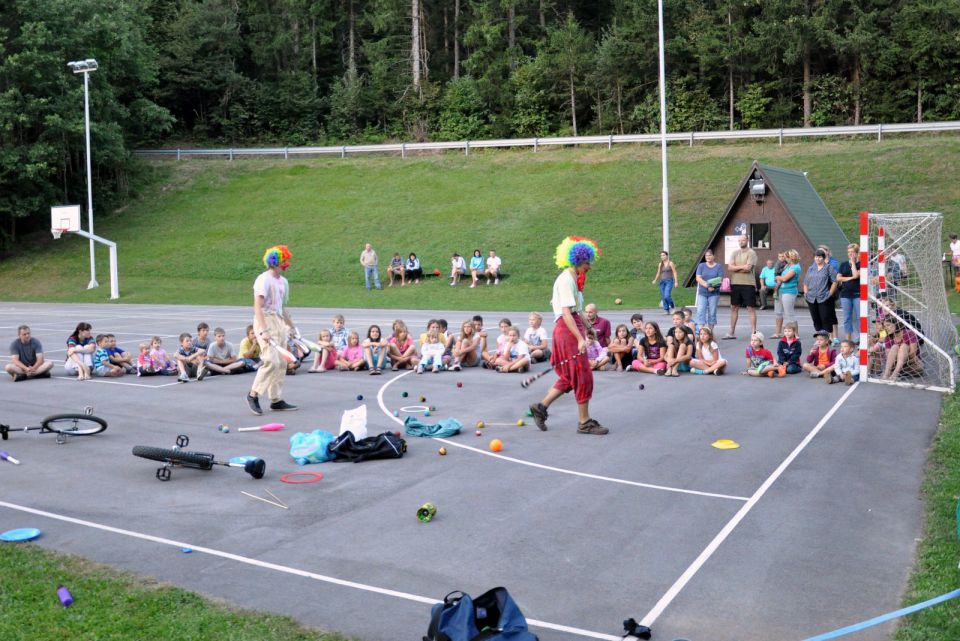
[863,212,958,392]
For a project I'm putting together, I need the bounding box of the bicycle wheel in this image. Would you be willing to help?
[41,414,107,436]
[131,446,215,470]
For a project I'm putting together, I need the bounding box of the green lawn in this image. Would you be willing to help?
[3,135,960,311]
[0,543,351,641]
[894,386,960,639]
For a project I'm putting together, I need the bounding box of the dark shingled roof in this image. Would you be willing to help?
[683,161,849,287]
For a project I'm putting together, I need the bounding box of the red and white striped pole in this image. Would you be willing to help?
[859,211,870,381]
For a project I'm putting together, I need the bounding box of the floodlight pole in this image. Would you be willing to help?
[657,0,670,253]
[69,59,99,290]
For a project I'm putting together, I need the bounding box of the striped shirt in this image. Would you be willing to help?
[803,263,837,303]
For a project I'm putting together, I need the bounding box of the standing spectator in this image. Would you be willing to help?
[468,249,485,288]
[450,253,467,286]
[774,250,802,338]
[803,249,839,335]
[950,234,960,277]
[485,250,502,285]
[836,243,861,342]
[724,234,758,339]
[360,243,381,290]
[5,325,54,381]
[584,303,611,347]
[405,253,423,283]
[758,259,778,310]
[694,249,723,331]
[651,250,679,314]
[818,245,841,340]
[387,253,406,287]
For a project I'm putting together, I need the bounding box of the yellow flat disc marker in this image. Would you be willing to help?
[711,439,740,450]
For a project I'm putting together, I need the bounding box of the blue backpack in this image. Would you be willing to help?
[424,588,538,641]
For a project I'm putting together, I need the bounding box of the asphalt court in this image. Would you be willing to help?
[0,302,945,641]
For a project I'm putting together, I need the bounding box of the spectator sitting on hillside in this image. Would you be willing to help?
[485,250,502,285]
[405,253,423,283]
[469,249,484,288]
[5,325,54,381]
[450,253,467,286]
[387,252,406,287]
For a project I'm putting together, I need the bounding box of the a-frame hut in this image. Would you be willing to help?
[682,161,850,288]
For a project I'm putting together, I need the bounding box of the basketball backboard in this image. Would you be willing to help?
[51,205,81,238]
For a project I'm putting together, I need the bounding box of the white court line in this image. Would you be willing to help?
[638,382,860,627]
[52,375,180,389]
[376,370,749,502]
[0,500,620,641]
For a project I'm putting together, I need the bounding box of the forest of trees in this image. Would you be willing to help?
[2,0,959,244]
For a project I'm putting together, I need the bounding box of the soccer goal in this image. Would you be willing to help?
[859,211,959,392]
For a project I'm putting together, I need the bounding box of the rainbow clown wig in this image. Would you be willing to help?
[263,245,293,271]
[555,236,600,269]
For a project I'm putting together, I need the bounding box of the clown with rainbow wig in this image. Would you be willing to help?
[528,236,608,435]
[246,245,300,416]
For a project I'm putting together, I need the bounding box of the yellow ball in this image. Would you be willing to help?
[516,419,524,426]
[615,298,623,305]
[476,420,485,429]
[489,439,503,453]
[438,447,447,456]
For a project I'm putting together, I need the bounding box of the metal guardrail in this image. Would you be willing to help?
[135,120,960,160]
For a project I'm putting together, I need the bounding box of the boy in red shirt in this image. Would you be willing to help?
[743,331,778,377]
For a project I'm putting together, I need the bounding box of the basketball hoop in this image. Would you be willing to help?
[51,228,66,240]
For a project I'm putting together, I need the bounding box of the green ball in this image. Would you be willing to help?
[401,392,408,398]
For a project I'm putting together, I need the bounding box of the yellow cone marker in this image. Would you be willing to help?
[711,439,740,450]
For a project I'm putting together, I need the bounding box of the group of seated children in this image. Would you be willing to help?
[304,312,550,375]
[742,327,859,384]
[450,250,502,288]
[63,322,260,382]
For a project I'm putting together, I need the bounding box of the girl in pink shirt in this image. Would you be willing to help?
[336,332,366,371]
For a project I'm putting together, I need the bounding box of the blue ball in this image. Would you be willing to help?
[357,394,364,401]
[393,410,399,417]
[424,410,431,417]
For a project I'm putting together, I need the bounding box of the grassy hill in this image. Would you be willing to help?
[4,135,960,311]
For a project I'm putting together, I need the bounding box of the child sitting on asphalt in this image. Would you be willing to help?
[523,312,550,362]
[107,335,136,374]
[682,307,698,336]
[205,327,247,375]
[606,324,633,371]
[802,330,837,379]
[495,326,531,373]
[309,329,337,372]
[388,324,420,370]
[584,328,609,370]
[238,325,261,371]
[136,342,160,376]
[628,313,645,359]
[363,325,390,374]
[418,330,446,373]
[452,320,481,369]
[825,339,859,384]
[336,331,366,371]
[630,321,668,374]
[330,315,349,354]
[193,322,211,353]
[175,332,207,382]
[743,331,778,377]
[775,323,803,376]
[482,317,512,369]
[148,336,177,374]
[690,327,727,375]
[92,334,124,377]
[665,325,693,376]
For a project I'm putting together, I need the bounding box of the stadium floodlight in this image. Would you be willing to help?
[66,57,99,290]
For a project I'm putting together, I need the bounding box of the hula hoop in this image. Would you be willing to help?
[280,472,324,484]
[399,405,430,413]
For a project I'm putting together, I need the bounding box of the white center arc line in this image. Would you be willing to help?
[638,382,860,628]
[376,370,749,502]
[0,500,620,641]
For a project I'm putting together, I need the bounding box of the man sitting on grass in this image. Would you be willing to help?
[5,325,54,381]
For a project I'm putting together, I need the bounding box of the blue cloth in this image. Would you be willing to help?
[759,266,777,288]
[696,292,719,327]
[841,296,860,336]
[696,262,724,297]
[778,263,801,294]
[364,265,381,290]
[659,279,675,312]
[404,416,462,438]
[469,256,484,271]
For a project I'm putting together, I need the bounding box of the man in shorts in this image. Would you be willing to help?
[5,325,54,381]
[724,234,757,340]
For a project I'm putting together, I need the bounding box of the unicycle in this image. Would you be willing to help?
[132,434,265,481]
[1,406,107,445]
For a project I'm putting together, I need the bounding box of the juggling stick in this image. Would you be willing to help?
[520,352,583,388]
[300,338,322,353]
[241,491,287,509]
[0,451,20,465]
[236,422,285,432]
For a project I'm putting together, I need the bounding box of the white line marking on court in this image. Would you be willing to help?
[638,382,860,628]
[376,370,749,502]
[51,375,174,389]
[0,500,620,641]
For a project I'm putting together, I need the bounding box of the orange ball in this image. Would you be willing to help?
[489,438,503,453]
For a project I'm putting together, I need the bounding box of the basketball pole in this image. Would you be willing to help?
[657,0,670,254]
